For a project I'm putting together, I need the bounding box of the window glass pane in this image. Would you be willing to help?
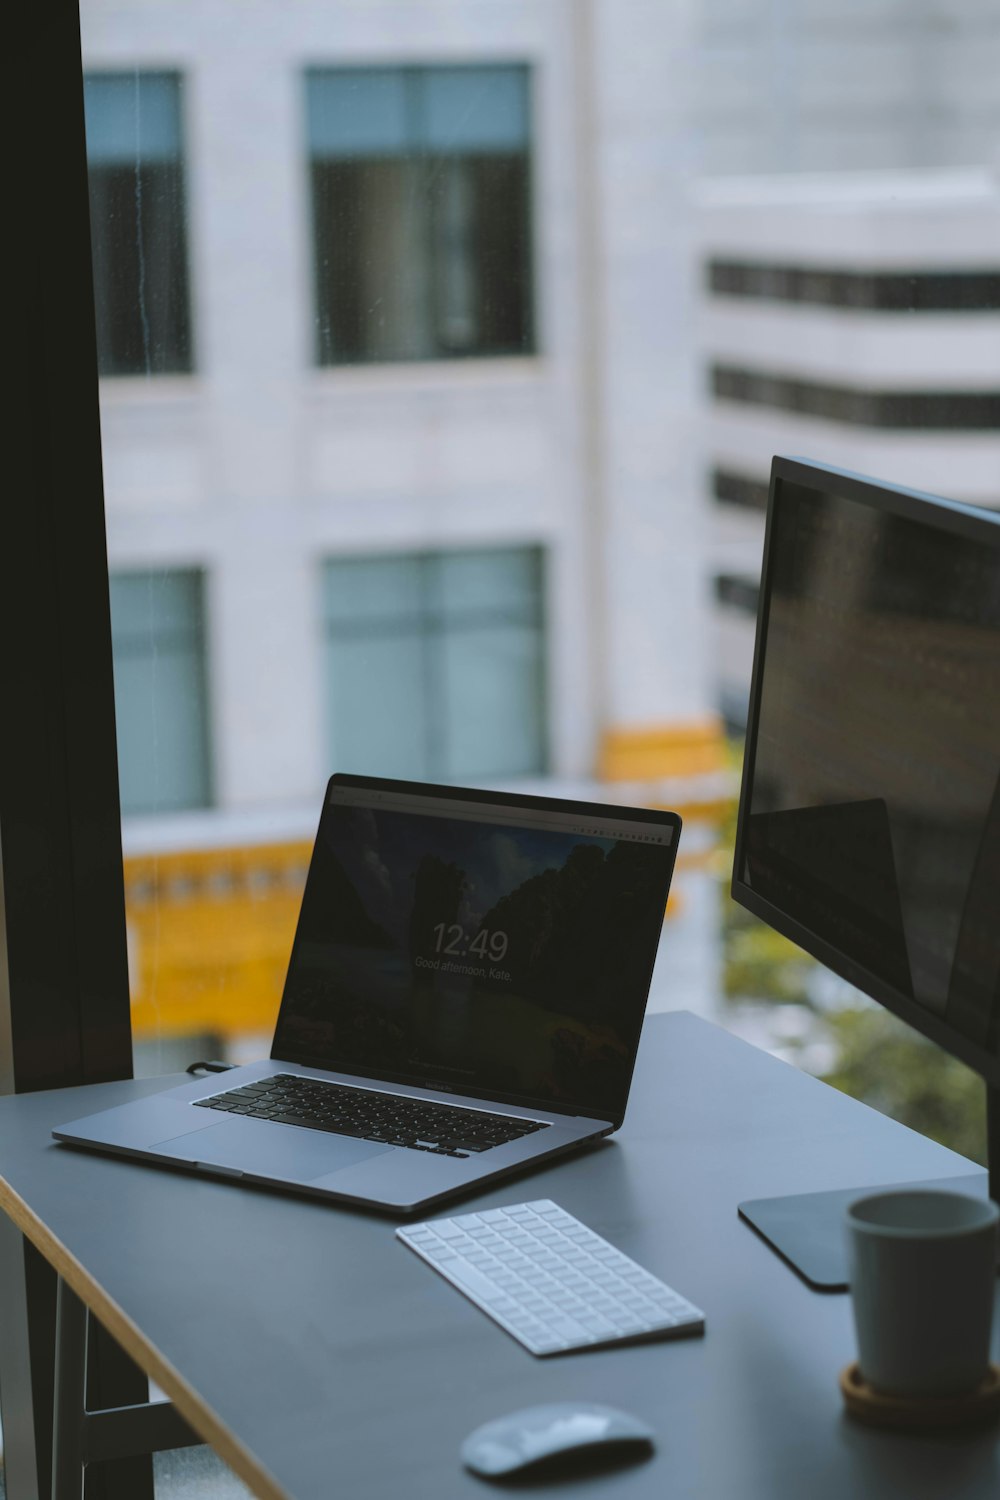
[310,64,534,364]
[111,569,203,639]
[323,554,423,624]
[313,157,433,362]
[109,571,212,815]
[440,624,546,780]
[306,68,410,157]
[421,66,529,153]
[434,547,542,617]
[428,155,531,355]
[326,636,429,779]
[324,555,429,777]
[430,159,479,354]
[323,548,547,783]
[83,71,181,162]
[84,71,192,376]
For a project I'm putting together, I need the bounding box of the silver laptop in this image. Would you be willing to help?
[54,774,681,1214]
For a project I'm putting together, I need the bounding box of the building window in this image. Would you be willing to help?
[308,65,535,365]
[714,573,760,616]
[323,546,546,781]
[84,72,193,376]
[711,468,769,512]
[711,365,1000,431]
[110,570,213,815]
[707,260,1000,313]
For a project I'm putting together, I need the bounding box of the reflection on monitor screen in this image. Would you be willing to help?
[736,464,1000,1063]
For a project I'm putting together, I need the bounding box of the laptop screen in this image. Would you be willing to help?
[271,778,679,1121]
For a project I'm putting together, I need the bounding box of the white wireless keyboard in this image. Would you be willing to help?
[397,1198,705,1356]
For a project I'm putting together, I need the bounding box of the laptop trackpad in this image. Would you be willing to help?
[152,1118,392,1183]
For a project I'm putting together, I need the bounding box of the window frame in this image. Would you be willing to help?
[2,8,149,1498]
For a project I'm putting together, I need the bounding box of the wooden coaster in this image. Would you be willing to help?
[840,1362,1000,1429]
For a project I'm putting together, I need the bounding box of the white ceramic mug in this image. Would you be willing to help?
[846,1189,999,1398]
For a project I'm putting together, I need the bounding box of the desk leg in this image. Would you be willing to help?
[51,1281,87,1500]
[0,1217,55,1500]
[0,1227,157,1500]
[83,1323,154,1500]
[49,1279,200,1500]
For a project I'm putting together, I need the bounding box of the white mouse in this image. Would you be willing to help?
[461,1401,655,1479]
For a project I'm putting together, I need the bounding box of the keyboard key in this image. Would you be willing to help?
[435,1221,467,1241]
[610,1314,648,1336]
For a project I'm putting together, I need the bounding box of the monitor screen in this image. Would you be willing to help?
[733,458,1000,1081]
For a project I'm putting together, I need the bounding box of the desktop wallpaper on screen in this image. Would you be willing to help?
[273,804,672,1117]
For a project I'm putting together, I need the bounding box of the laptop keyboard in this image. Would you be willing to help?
[193,1074,548,1158]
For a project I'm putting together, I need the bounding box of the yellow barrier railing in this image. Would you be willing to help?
[125,841,311,1039]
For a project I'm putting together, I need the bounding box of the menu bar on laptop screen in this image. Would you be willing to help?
[326,784,676,846]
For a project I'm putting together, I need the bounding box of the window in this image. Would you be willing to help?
[84,71,193,376]
[323,546,546,781]
[708,260,1000,312]
[308,65,534,364]
[110,570,213,814]
[711,365,1000,431]
[711,468,769,512]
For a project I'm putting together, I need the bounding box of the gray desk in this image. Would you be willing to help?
[1,1011,998,1500]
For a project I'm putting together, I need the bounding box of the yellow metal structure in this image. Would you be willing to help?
[125,841,311,1040]
[599,717,727,782]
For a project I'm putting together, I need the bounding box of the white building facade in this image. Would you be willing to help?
[82,0,717,832]
[701,170,1000,724]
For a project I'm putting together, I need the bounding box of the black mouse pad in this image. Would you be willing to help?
[738,1172,988,1290]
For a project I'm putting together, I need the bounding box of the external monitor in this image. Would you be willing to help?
[732,456,1000,1284]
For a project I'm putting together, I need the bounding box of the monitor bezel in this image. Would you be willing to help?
[731,454,1000,1088]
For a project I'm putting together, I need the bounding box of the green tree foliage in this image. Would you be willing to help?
[723,900,814,1008]
[820,1007,986,1165]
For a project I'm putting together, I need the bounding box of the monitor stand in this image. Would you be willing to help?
[737,1083,999,1291]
